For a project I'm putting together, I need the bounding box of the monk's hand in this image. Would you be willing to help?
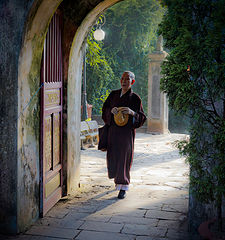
[111,107,118,115]
[120,107,135,116]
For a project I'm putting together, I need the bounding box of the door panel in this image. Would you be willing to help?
[44,116,52,172]
[53,113,61,167]
[40,10,63,216]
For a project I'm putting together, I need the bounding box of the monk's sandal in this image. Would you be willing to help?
[118,190,126,199]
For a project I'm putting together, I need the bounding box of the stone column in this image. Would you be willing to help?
[147,36,168,134]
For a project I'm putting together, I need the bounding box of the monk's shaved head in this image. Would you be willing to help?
[123,71,135,80]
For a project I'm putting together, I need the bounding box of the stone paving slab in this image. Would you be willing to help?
[36,217,84,229]
[136,237,166,240]
[166,229,190,240]
[3,133,191,240]
[74,230,135,240]
[66,204,99,213]
[45,208,70,219]
[107,208,147,218]
[157,219,182,230]
[122,224,167,238]
[79,221,123,233]
[145,210,183,220]
[25,226,79,239]
[83,212,112,222]
[162,203,188,213]
[0,236,69,240]
[21,237,68,240]
[109,215,158,226]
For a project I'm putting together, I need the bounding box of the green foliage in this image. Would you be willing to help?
[169,109,190,134]
[86,28,118,115]
[97,89,110,114]
[158,0,225,216]
[86,0,165,114]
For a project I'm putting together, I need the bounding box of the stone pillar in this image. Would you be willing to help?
[147,36,168,134]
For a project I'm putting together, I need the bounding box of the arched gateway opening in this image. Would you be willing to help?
[16,0,125,233]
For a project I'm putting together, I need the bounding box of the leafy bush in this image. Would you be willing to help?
[158,0,225,224]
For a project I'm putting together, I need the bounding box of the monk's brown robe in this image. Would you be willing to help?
[102,88,146,185]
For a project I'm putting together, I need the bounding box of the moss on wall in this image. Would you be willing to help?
[26,0,43,33]
[26,34,44,140]
[25,1,64,140]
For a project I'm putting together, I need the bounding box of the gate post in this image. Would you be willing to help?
[147,35,168,134]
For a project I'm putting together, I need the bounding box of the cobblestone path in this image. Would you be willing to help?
[1,133,190,240]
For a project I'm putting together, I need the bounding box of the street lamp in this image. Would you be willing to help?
[93,14,106,41]
[81,44,88,121]
[93,29,105,41]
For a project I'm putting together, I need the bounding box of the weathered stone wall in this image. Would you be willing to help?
[188,112,225,236]
[0,0,35,233]
[17,0,62,232]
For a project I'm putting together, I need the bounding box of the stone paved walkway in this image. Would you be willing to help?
[1,133,190,240]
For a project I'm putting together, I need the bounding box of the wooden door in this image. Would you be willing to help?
[40,10,63,216]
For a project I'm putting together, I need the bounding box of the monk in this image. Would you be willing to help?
[102,71,146,199]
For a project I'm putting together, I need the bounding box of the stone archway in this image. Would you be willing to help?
[16,0,121,233]
[17,0,63,231]
[66,0,122,193]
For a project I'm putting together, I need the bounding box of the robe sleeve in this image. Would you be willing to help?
[102,92,113,125]
[132,99,146,129]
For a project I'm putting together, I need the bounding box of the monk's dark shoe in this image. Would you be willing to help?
[118,190,126,199]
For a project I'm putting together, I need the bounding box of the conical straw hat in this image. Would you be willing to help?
[114,107,129,126]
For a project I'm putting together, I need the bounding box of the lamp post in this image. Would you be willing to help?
[81,15,106,121]
[81,45,88,121]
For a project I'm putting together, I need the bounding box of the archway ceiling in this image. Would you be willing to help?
[61,0,104,25]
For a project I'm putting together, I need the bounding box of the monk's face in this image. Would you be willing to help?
[120,72,133,92]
